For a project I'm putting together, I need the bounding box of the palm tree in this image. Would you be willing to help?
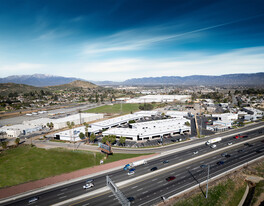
[84,122,89,144]
[90,133,96,143]
[119,136,126,146]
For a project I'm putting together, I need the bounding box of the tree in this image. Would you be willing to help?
[79,132,85,140]
[90,133,96,143]
[84,123,89,143]
[185,121,190,126]
[1,141,8,150]
[119,136,126,146]
[109,135,116,145]
[102,136,108,144]
[15,138,20,147]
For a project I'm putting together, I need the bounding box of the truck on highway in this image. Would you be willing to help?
[206,137,222,145]
[123,159,147,170]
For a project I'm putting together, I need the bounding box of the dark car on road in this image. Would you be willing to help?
[200,164,207,169]
[150,167,158,171]
[166,176,176,181]
[217,161,224,165]
[163,160,169,164]
[127,197,135,202]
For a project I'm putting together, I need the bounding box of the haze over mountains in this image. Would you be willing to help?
[0,73,263,87]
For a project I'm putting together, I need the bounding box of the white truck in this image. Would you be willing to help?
[206,137,222,145]
[123,159,147,170]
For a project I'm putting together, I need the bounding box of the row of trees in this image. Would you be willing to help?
[101,135,126,146]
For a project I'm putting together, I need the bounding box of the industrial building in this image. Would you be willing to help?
[242,107,264,121]
[126,95,191,103]
[102,118,190,141]
[0,113,104,138]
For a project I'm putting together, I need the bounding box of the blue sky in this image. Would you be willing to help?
[0,0,264,81]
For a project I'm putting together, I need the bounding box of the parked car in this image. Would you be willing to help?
[150,167,158,171]
[166,176,176,181]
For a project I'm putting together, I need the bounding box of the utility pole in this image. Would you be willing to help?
[206,164,210,199]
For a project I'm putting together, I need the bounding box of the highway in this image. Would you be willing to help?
[72,136,264,206]
[2,124,264,206]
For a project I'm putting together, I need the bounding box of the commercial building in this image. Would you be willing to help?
[0,113,104,138]
[102,118,190,141]
[126,95,191,103]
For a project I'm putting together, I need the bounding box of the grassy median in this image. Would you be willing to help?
[0,145,150,188]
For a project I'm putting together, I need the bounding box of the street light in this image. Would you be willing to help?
[205,164,210,199]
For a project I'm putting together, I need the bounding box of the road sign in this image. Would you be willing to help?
[106,176,130,206]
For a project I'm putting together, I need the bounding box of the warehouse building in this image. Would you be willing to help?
[102,118,190,141]
[126,95,191,103]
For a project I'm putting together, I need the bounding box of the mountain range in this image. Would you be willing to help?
[0,73,263,87]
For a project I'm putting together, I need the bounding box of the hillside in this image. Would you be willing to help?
[48,80,98,90]
[0,83,48,96]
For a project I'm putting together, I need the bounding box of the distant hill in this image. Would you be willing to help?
[0,74,83,87]
[0,83,48,96]
[49,80,98,89]
[123,73,264,86]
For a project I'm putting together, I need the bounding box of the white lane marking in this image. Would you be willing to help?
[137,188,143,191]
[60,188,68,191]
[158,181,163,184]
[57,193,64,196]
[152,178,157,181]
[83,204,89,206]
[108,194,114,197]
[59,196,67,199]
[132,186,138,189]
[142,191,148,194]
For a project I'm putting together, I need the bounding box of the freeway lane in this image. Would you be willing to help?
[3,127,264,206]
[73,137,264,206]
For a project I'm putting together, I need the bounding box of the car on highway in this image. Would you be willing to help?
[238,149,243,153]
[216,161,225,165]
[150,167,158,171]
[28,197,39,204]
[234,134,248,139]
[83,183,94,189]
[221,152,227,157]
[227,142,233,146]
[200,165,207,169]
[256,150,263,153]
[210,144,217,149]
[193,151,198,155]
[244,143,253,147]
[127,197,135,202]
[86,179,94,184]
[163,160,169,164]
[128,168,135,175]
[166,176,176,181]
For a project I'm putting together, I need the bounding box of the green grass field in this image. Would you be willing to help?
[84,103,141,114]
[174,179,246,206]
[0,145,150,188]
